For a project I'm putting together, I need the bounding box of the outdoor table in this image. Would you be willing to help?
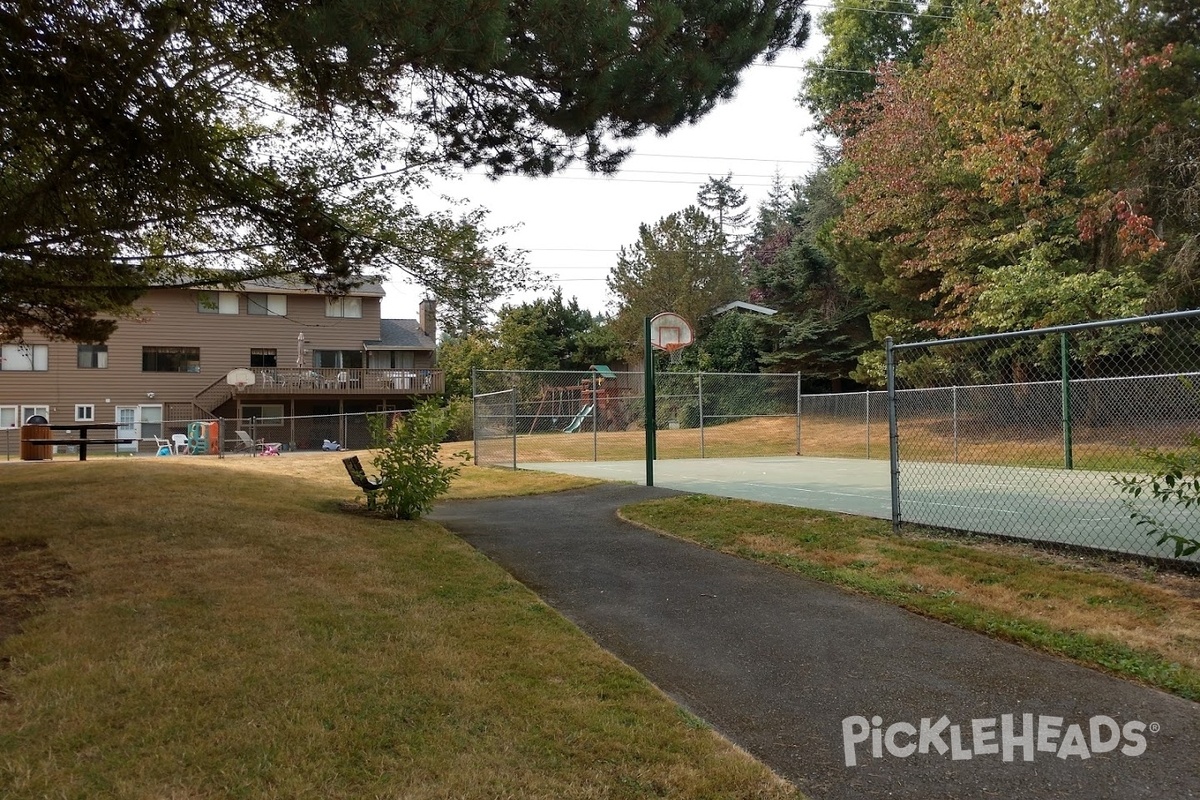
[24,423,136,461]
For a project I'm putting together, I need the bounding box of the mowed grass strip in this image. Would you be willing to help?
[620,495,1200,701]
[0,460,798,800]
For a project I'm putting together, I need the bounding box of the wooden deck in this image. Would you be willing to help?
[237,368,444,396]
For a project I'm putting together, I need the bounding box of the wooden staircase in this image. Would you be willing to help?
[190,375,234,419]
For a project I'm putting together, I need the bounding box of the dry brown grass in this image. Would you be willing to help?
[0,460,800,799]
[500,413,1169,471]
[195,447,602,500]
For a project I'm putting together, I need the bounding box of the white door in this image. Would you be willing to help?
[116,406,138,453]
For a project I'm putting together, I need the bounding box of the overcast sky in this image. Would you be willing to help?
[380,29,828,323]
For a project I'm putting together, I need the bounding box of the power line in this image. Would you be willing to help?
[761,63,873,75]
[544,175,780,187]
[562,166,804,180]
[529,248,619,253]
[628,152,817,165]
[804,1,955,20]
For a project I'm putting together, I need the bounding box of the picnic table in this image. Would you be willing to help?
[22,423,137,462]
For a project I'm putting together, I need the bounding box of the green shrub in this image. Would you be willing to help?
[367,403,466,519]
[444,396,474,443]
[1114,436,1200,557]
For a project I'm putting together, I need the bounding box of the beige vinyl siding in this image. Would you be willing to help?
[0,287,397,425]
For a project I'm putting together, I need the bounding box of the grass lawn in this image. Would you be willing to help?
[621,495,1200,702]
[0,455,798,799]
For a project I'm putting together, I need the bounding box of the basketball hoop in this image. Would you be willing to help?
[649,312,694,361]
[226,367,256,393]
[649,312,693,351]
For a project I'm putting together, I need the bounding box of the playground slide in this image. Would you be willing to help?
[563,404,594,433]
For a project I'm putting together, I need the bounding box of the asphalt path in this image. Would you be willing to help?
[431,483,1200,800]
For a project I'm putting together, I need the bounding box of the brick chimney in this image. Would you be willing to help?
[418,297,437,341]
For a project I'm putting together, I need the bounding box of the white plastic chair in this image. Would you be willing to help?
[171,433,190,454]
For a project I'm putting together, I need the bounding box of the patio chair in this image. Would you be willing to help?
[152,435,172,456]
[171,433,190,454]
[235,429,283,454]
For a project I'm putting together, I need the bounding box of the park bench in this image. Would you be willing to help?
[342,455,382,509]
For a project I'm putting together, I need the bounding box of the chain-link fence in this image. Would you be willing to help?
[472,370,802,467]
[798,391,890,459]
[2,411,396,460]
[887,309,1200,562]
[473,389,516,469]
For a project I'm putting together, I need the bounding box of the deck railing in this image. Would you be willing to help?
[238,368,444,395]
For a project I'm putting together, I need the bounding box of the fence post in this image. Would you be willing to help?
[1061,332,1074,470]
[865,390,871,459]
[952,385,959,464]
[591,370,598,462]
[886,337,901,532]
[511,388,518,470]
[698,372,706,458]
[250,416,256,458]
[795,372,802,455]
[471,368,478,466]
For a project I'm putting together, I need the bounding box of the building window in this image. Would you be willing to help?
[0,343,49,371]
[77,344,108,369]
[240,404,284,426]
[143,346,200,373]
[197,291,239,314]
[20,405,49,424]
[325,296,362,318]
[250,348,277,368]
[368,350,416,369]
[75,404,95,422]
[247,293,287,316]
[0,406,17,428]
[314,349,364,369]
[140,404,163,440]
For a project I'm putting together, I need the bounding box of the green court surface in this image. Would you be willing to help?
[523,456,1199,563]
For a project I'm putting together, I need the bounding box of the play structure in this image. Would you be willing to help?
[186,420,220,455]
[563,404,594,433]
[527,367,629,434]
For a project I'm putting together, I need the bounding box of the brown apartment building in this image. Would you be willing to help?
[0,281,442,454]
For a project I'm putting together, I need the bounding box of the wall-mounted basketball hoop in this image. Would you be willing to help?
[226,367,256,393]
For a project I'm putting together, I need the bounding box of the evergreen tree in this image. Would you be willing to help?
[748,185,873,387]
[494,289,619,371]
[0,0,810,341]
[697,173,752,251]
[608,207,744,351]
[751,169,802,244]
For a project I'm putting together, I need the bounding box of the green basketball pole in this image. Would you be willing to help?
[644,315,655,487]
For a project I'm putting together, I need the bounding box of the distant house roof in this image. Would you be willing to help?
[158,275,386,297]
[364,319,435,351]
[712,300,778,316]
